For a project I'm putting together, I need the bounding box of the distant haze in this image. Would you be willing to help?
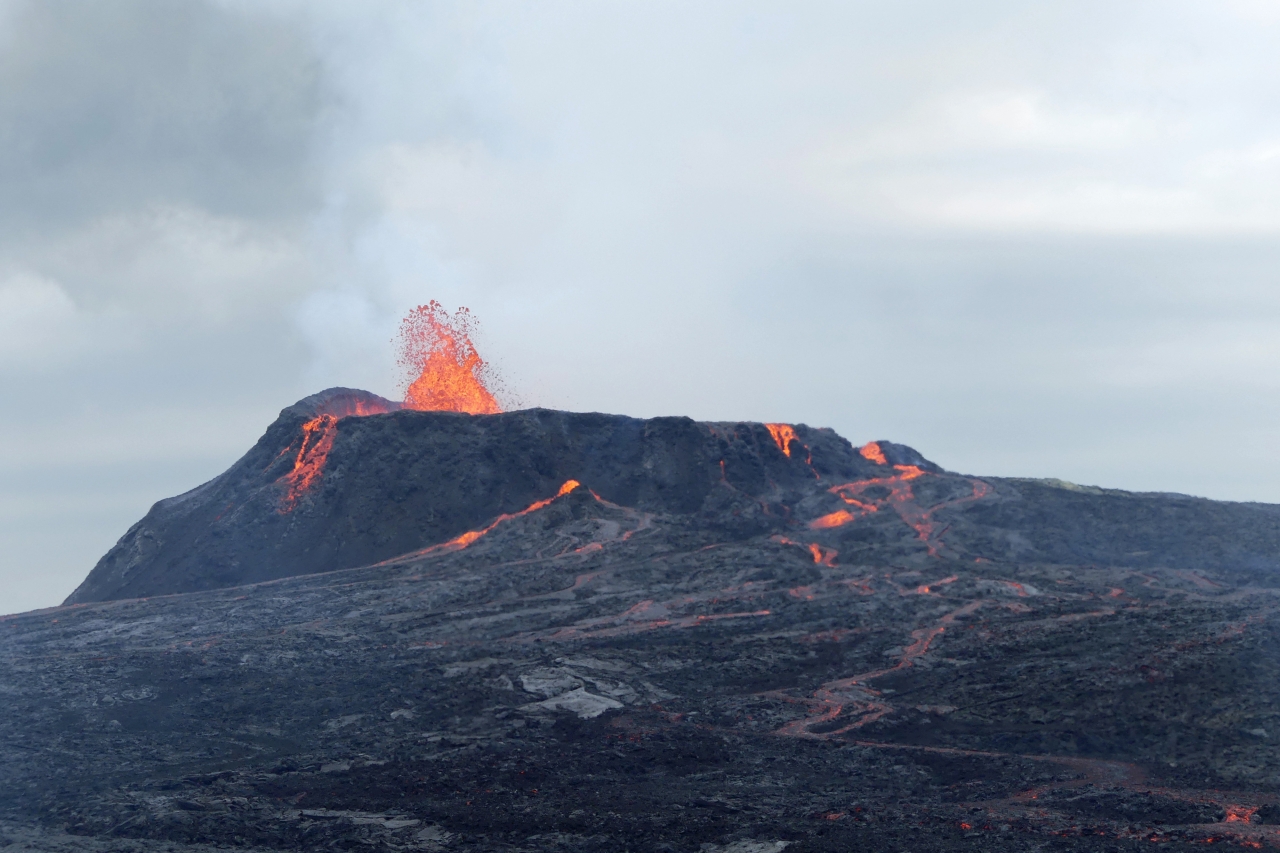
[3,0,1280,614]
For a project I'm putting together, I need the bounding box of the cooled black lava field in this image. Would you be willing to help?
[4,388,1280,852]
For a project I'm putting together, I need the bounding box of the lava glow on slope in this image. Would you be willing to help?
[860,441,888,465]
[280,415,339,512]
[762,422,820,478]
[809,464,990,556]
[422,480,582,555]
[397,301,502,415]
[765,423,799,457]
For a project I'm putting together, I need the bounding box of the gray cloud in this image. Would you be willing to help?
[0,0,322,233]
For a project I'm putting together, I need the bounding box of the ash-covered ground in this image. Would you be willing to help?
[4,392,1280,851]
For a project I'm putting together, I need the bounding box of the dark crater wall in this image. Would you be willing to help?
[65,389,870,604]
[65,387,1280,606]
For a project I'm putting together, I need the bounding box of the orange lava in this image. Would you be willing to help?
[810,509,856,529]
[280,415,339,512]
[397,301,502,415]
[809,543,839,566]
[818,466,989,556]
[770,535,839,567]
[424,480,580,555]
[1224,806,1258,823]
[766,423,799,457]
[860,442,888,465]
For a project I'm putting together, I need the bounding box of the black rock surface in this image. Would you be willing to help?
[5,390,1280,851]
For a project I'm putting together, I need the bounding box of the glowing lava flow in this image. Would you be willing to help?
[810,509,858,529]
[765,423,799,457]
[860,441,888,465]
[280,415,339,512]
[275,403,394,512]
[397,301,502,415]
[420,480,581,556]
[809,542,839,567]
[771,535,839,567]
[811,464,990,556]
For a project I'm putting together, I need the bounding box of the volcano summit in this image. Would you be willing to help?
[5,391,1280,852]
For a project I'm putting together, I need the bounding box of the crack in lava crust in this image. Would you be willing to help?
[769,600,987,739]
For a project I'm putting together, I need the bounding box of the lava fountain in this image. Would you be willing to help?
[279,302,504,512]
[397,301,503,414]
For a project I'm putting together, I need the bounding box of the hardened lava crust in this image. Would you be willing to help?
[5,390,1280,851]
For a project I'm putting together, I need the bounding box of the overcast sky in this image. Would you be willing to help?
[3,0,1280,614]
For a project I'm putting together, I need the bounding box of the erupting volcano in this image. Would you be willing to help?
[13,373,1280,852]
[271,302,504,512]
[397,300,503,415]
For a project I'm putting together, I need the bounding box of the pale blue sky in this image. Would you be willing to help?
[4,0,1280,613]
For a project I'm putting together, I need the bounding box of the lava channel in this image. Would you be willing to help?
[417,480,582,556]
[813,464,991,556]
[279,415,339,512]
[765,423,799,457]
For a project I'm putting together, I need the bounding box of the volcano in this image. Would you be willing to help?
[6,391,1280,852]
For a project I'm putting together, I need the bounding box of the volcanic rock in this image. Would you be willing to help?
[5,390,1280,851]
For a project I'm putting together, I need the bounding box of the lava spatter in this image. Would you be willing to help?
[810,510,857,529]
[397,301,503,415]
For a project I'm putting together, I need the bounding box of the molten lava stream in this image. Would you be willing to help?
[769,535,839,568]
[397,301,503,414]
[422,480,582,556]
[860,441,888,465]
[813,462,991,556]
[808,542,838,567]
[764,422,820,478]
[279,415,339,512]
[765,423,799,457]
